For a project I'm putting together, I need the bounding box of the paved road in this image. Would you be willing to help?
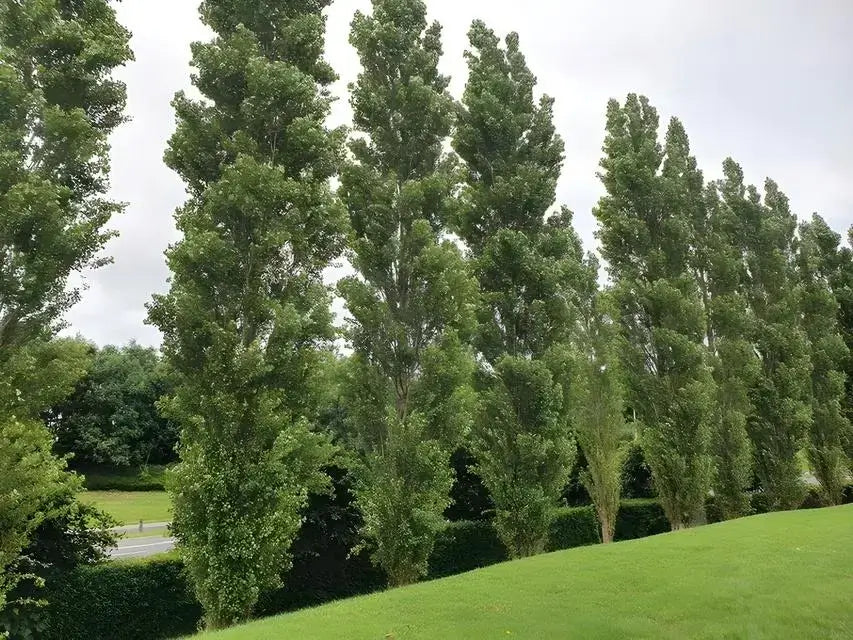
[110,535,175,559]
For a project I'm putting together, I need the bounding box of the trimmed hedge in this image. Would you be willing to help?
[42,554,200,640]
[77,465,169,492]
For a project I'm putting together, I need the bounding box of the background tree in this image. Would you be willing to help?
[797,214,852,504]
[46,342,178,468]
[735,171,812,509]
[568,262,627,543]
[693,163,761,519]
[338,0,477,586]
[147,0,345,627]
[452,22,581,557]
[594,95,715,529]
[0,0,129,616]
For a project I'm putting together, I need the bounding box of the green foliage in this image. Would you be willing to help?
[797,214,852,505]
[46,342,178,468]
[731,166,812,509]
[594,95,715,529]
[338,0,476,586]
[146,0,345,627]
[40,555,201,640]
[354,415,454,586]
[473,356,576,557]
[452,22,581,557]
[569,278,628,542]
[78,465,168,492]
[695,163,763,519]
[0,0,131,350]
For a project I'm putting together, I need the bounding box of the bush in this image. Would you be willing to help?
[429,521,506,577]
[77,465,168,492]
[547,506,599,550]
[615,499,669,539]
[41,554,200,640]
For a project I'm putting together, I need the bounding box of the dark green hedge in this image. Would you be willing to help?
[35,499,671,640]
[42,555,200,640]
[77,465,169,492]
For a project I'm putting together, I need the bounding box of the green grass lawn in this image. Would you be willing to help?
[80,490,172,525]
[198,505,853,640]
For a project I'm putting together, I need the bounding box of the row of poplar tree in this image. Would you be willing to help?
[1,0,851,633]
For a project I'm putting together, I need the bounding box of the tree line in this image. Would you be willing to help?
[1,0,851,633]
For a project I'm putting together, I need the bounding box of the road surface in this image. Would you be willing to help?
[110,535,175,559]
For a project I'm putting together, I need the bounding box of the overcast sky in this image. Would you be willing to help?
[64,0,853,348]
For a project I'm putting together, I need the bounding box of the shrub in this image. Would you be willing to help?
[41,554,200,640]
[429,521,506,578]
[621,443,655,499]
[547,506,600,551]
[78,465,168,492]
[615,499,669,539]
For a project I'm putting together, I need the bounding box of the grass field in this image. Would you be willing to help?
[80,490,172,525]
[198,505,853,640]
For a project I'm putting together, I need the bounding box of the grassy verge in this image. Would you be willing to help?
[198,505,853,640]
[81,490,172,525]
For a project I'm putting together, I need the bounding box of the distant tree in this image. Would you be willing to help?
[734,171,812,510]
[797,214,852,504]
[452,22,581,557]
[0,0,129,616]
[828,227,853,459]
[594,95,715,529]
[46,342,178,468]
[568,267,627,543]
[147,0,345,627]
[693,163,762,519]
[338,0,477,585]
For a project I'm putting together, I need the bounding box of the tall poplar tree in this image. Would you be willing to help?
[693,162,761,519]
[797,214,852,504]
[452,22,581,557]
[338,0,477,586]
[594,95,714,529]
[568,258,628,543]
[735,171,812,510]
[147,0,345,627]
[0,0,130,609]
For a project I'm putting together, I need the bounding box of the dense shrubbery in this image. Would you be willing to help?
[77,465,169,492]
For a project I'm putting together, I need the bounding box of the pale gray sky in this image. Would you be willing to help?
[64,0,853,347]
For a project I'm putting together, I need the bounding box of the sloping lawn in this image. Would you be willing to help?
[80,490,172,525]
[199,505,853,639]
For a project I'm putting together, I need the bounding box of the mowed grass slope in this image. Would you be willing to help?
[80,490,171,525]
[201,506,853,640]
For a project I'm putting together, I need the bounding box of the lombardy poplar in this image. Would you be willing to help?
[594,96,714,530]
[453,22,582,557]
[797,214,852,505]
[338,0,477,586]
[694,162,762,519]
[147,0,345,627]
[734,169,812,510]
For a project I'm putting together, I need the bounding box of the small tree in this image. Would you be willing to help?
[338,0,477,585]
[569,270,627,543]
[797,214,852,505]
